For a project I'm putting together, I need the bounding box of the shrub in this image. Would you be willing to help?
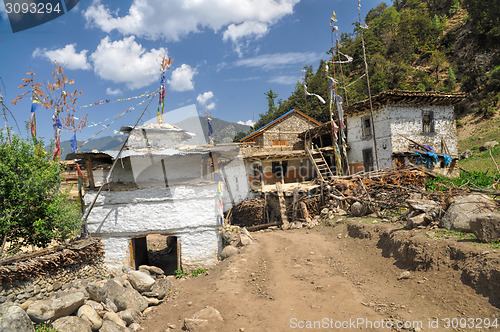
[0,131,81,256]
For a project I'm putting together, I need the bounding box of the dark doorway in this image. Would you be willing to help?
[131,234,179,275]
[362,148,374,172]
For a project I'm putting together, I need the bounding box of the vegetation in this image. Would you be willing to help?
[0,131,81,256]
[426,170,499,191]
[251,0,500,130]
[35,323,58,332]
[175,268,206,278]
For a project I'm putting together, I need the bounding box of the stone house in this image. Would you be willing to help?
[79,123,247,274]
[303,90,466,176]
[239,109,322,191]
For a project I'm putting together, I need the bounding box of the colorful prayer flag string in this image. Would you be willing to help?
[79,90,158,148]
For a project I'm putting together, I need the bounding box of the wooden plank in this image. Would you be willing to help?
[292,187,299,222]
[276,183,289,229]
[300,202,309,220]
[85,156,95,189]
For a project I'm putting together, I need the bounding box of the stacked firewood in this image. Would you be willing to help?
[230,198,266,227]
[0,238,104,284]
[326,168,429,218]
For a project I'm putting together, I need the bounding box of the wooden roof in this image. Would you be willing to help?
[345,90,467,117]
[240,109,321,142]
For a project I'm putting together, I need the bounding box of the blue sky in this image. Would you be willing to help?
[0,0,382,145]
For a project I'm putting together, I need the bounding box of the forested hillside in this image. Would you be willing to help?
[239,0,500,138]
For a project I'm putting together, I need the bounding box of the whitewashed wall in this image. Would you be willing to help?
[346,105,458,171]
[389,105,458,156]
[84,185,221,272]
[346,108,393,170]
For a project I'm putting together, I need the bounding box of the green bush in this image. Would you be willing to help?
[0,131,81,255]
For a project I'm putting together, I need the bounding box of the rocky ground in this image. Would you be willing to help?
[139,218,500,332]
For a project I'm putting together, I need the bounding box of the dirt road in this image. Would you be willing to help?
[140,222,500,331]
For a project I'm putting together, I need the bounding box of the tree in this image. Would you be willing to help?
[0,131,81,256]
[233,131,248,142]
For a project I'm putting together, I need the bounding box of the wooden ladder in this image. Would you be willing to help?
[306,146,335,181]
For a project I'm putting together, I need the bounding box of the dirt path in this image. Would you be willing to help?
[140,223,500,331]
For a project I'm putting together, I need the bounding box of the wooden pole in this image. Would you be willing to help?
[81,93,156,226]
[0,92,11,146]
[358,0,380,171]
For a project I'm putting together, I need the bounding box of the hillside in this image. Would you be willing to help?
[251,0,500,132]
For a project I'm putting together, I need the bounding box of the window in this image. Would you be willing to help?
[272,161,288,178]
[362,148,374,172]
[361,115,372,138]
[422,111,434,133]
[271,139,288,147]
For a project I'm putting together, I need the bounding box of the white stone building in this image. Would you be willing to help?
[80,123,248,274]
[344,90,466,175]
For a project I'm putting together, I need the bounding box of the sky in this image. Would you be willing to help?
[0,0,382,146]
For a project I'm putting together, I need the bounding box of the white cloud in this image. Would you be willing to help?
[90,36,166,90]
[32,44,91,70]
[269,75,300,85]
[234,52,323,70]
[168,64,196,92]
[238,120,255,127]
[83,0,299,53]
[223,21,268,56]
[106,87,122,95]
[196,91,214,105]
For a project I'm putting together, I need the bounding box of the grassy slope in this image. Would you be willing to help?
[456,111,500,172]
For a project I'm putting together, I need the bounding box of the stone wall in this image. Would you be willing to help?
[0,239,108,306]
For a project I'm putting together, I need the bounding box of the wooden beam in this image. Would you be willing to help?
[276,182,289,229]
[85,156,95,189]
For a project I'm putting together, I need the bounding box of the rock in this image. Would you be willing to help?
[239,234,253,246]
[407,214,426,229]
[469,212,500,243]
[52,316,92,332]
[184,318,208,331]
[397,271,411,280]
[220,229,237,246]
[406,199,439,213]
[138,265,164,276]
[85,300,104,312]
[145,297,160,306]
[150,277,170,299]
[20,300,34,311]
[350,202,369,217]
[479,141,498,151]
[78,304,103,331]
[0,303,35,332]
[142,307,154,316]
[220,246,238,260]
[86,283,107,303]
[128,323,141,332]
[99,320,130,332]
[104,298,118,313]
[127,271,155,293]
[103,280,148,312]
[440,194,496,232]
[118,309,142,326]
[460,149,472,160]
[103,311,127,328]
[240,227,253,240]
[27,292,85,323]
[192,306,224,322]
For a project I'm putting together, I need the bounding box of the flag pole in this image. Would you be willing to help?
[358,0,380,171]
[0,91,11,146]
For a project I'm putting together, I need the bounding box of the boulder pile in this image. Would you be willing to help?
[0,265,172,332]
